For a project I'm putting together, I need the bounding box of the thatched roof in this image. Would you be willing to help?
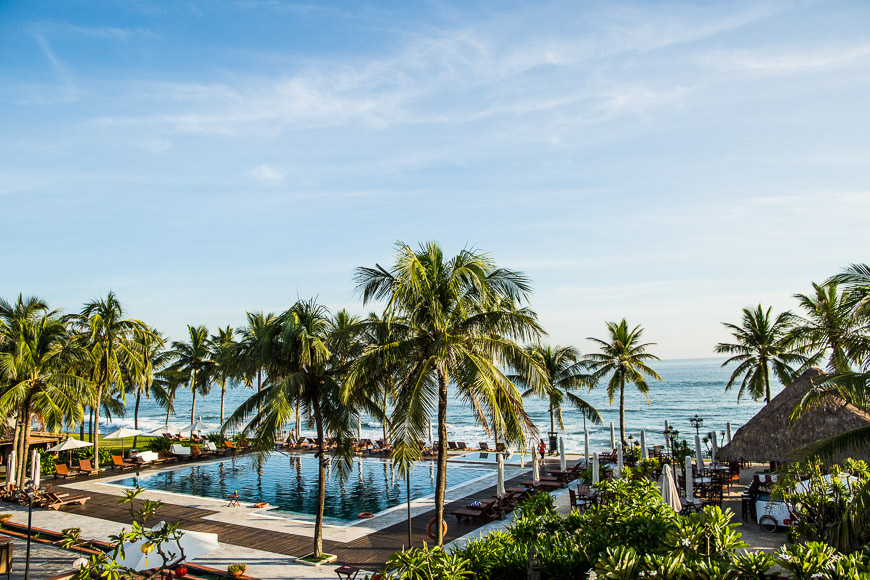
[719,367,870,464]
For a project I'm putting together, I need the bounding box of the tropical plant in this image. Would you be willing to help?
[715,305,804,404]
[384,544,472,580]
[0,295,88,486]
[774,542,839,580]
[211,325,239,424]
[585,319,662,446]
[790,282,861,374]
[169,324,214,424]
[224,299,379,558]
[511,344,601,441]
[346,241,546,545]
[124,329,170,448]
[235,311,277,427]
[71,291,151,471]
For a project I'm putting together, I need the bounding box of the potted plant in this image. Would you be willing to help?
[227,563,246,578]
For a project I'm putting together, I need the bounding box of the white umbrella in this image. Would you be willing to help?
[685,455,694,500]
[559,437,566,472]
[532,451,540,485]
[584,429,589,465]
[616,444,624,478]
[148,425,181,436]
[726,422,733,445]
[30,449,40,489]
[180,418,209,436]
[609,422,615,450]
[592,453,600,484]
[115,523,219,571]
[496,453,505,498]
[104,427,145,455]
[660,464,682,513]
[640,430,647,459]
[46,438,92,452]
[710,431,718,464]
[695,435,704,471]
[5,451,16,488]
[46,438,93,467]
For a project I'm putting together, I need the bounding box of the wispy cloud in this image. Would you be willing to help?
[249,164,284,185]
[701,44,870,74]
[30,33,79,103]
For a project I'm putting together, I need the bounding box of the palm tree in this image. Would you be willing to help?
[224,299,377,558]
[715,305,805,404]
[236,311,277,426]
[345,241,545,545]
[790,282,859,373]
[211,325,239,425]
[123,329,170,448]
[0,295,87,486]
[586,319,662,446]
[170,325,215,424]
[73,292,151,470]
[512,344,602,439]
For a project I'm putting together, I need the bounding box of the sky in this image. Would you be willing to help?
[1,0,869,359]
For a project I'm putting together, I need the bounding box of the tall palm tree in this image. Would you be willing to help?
[0,295,87,486]
[236,311,277,425]
[73,292,151,470]
[790,282,859,373]
[345,241,545,545]
[123,329,170,448]
[357,311,406,445]
[715,305,804,404]
[211,325,239,425]
[586,319,662,446]
[512,344,602,438]
[225,299,378,558]
[170,325,215,424]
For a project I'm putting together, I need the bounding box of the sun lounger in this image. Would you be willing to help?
[452,499,499,522]
[53,463,80,479]
[447,442,458,451]
[170,444,192,459]
[78,459,101,475]
[41,491,90,510]
[456,442,469,451]
[111,456,136,471]
[478,442,491,451]
[521,480,561,492]
[155,451,177,463]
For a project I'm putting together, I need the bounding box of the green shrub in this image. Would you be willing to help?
[452,531,525,580]
[384,544,471,579]
[38,450,58,474]
[774,542,839,580]
[729,550,776,579]
[515,491,554,518]
[144,437,172,452]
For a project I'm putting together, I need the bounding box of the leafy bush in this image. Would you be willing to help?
[729,550,776,579]
[384,544,471,579]
[37,450,58,474]
[73,445,113,465]
[144,437,172,452]
[515,491,554,518]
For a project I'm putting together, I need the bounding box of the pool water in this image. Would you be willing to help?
[111,453,490,521]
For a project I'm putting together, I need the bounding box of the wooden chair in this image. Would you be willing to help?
[456,442,469,451]
[40,491,90,510]
[53,464,80,479]
[447,441,458,451]
[77,459,100,475]
[111,456,136,470]
[479,442,492,451]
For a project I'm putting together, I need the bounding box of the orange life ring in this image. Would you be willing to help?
[358,512,374,519]
[253,502,268,508]
[426,517,447,540]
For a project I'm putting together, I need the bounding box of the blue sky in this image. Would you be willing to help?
[2,0,869,359]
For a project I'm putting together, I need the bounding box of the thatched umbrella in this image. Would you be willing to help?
[719,368,870,464]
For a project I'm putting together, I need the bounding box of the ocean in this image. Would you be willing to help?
[103,357,775,455]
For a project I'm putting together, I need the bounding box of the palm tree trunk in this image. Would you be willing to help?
[220,380,226,425]
[382,389,389,445]
[190,369,198,424]
[79,413,85,440]
[763,361,771,404]
[133,388,142,449]
[257,369,262,419]
[549,400,555,446]
[295,398,301,436]
[93,383,104,471]
[435,368,449,546]
[313,398,325,558]
[619,376,626,446]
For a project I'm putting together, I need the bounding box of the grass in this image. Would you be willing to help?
[61,433,153,451]
[298,552,337,564]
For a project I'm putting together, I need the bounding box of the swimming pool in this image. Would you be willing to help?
[110,453,491,521]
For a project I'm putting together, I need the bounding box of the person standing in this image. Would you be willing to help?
[538,439,546,460]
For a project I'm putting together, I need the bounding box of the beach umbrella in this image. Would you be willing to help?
[616,444,624,478]
[592,453,600,484]
[695,435,704,471]
[640,430,647,459]
[115,523,219,571]
[5,451,15,488]
[496,453,505,498]
[659,464,681,513]
[559,438,566,472]
[609,422,615,450]
[532,451,540,484]
[104,427,145,455]
[684,455,694,500]
[584,429,589,464]
[148,425,181,436]
[181,417,209,435]
[47,438,93,466]
[726,422,733,445]
[710,431,718,464]
[30,449,41,489]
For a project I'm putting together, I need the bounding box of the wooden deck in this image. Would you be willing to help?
[49,455,547,568]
